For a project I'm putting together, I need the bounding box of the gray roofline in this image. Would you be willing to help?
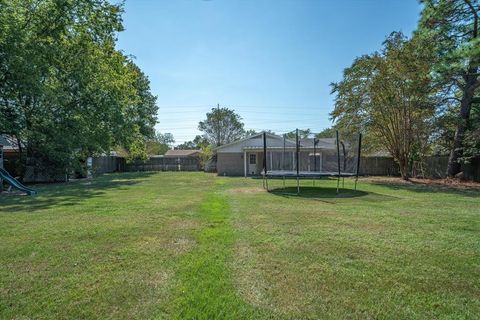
[215,132,296,151]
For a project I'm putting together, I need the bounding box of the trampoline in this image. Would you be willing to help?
[266,170,356,178]
[261,129,362,194]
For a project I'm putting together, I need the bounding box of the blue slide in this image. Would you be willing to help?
[0,167,37,195]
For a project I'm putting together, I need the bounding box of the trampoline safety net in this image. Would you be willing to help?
[262,129,362,192]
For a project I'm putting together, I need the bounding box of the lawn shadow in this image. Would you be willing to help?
[368,179,480,198]
[268,186,399,204]
[0,172,156,213]
[269,186,367,199]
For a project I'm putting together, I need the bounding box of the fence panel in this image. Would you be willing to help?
[91,155,479,181]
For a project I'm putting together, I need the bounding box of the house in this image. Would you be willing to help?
[0,135,21,173]
[0,135,20,156]
[0,135,7,169]
[216,132,339,176]
[164,149,201,157]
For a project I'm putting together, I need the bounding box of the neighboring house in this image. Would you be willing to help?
[164,149,201,158]
[0,135,21,173]
[0,135,7,169]
[0,135,20,156]
[216,132,339,176]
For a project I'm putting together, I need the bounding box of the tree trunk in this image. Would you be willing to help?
[447,74,476,177]
[448,1,479,177]
[397,155,410,180]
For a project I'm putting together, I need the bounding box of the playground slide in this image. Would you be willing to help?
[0,168,37,195]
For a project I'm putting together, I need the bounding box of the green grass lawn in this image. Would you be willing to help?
[1,172,479,319]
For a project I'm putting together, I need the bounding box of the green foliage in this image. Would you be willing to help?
[462,102,480,161]
[315,127,337,139]
[243,129,275,137]
[285,129,311,139]
[419,0,479,87]
[331,32,437,179]
[418,0,480,174]
[176,135,209,150]
[199,144,214,168]
[0,0,157,177]
[146,132,175,155]
[198,107,245,146]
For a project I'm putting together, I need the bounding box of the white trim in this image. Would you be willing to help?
[243,151,247,177]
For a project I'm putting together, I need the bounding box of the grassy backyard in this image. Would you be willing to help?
[0,172,479,319]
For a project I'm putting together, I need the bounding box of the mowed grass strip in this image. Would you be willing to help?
[169,181,263,319]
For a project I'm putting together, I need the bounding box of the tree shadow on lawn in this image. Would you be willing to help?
[268,186,396,203]
[368,179,480,198]
[0,172,156,213]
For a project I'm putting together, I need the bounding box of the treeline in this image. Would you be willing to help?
[0,0,157,177]
[331,0,479,180]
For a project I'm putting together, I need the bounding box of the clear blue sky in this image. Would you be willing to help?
[115,0,422,145]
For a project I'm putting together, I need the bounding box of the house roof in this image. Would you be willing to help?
[0,135,20,151]
[216,132,297,152]
[0,135,8,147]
[216,132,339,152]
[164,149,201,157]
[299,138,337,149]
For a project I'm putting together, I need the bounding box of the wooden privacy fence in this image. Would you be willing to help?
[360,157,400,176]
[92,156,124,174]
[92,155,480,181]
[93,156,201,173]
[125,156,200,172]
[359,156,480,181]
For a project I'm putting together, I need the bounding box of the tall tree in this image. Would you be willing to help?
[0,0,157,177]
[146,132,175,155]
[419,0,480,177]
[315,127,337,139]
[198,107,245,146]
[331,32,436,179]
[286,129,312,139]
[176,135,209,150]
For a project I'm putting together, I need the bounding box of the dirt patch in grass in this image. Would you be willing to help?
[228,187,266,194]
[363,176,480,190]
[167,218,201,230]
[232,241,267,308]
[135,236,196,255]
[168,238,195,255]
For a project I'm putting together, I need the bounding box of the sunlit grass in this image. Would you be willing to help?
[1,173,478,319]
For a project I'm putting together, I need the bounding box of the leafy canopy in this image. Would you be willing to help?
[331,32,437,179]
[0,0,158,175]
[198,107,245,146]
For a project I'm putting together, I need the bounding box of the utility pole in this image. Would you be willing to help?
[216,103,221,146]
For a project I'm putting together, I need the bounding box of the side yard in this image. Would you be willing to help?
[0,173,479,319]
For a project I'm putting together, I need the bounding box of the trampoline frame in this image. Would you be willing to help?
[262,129,362,195]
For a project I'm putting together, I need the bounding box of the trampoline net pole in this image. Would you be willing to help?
[263,132,267,189]
[296,129,299,194]
[283,134,286,189]
[336,130,340,194]
[313,138,316,186]
[355,133,362,190]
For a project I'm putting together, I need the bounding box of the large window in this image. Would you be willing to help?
[249,154,256,164]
